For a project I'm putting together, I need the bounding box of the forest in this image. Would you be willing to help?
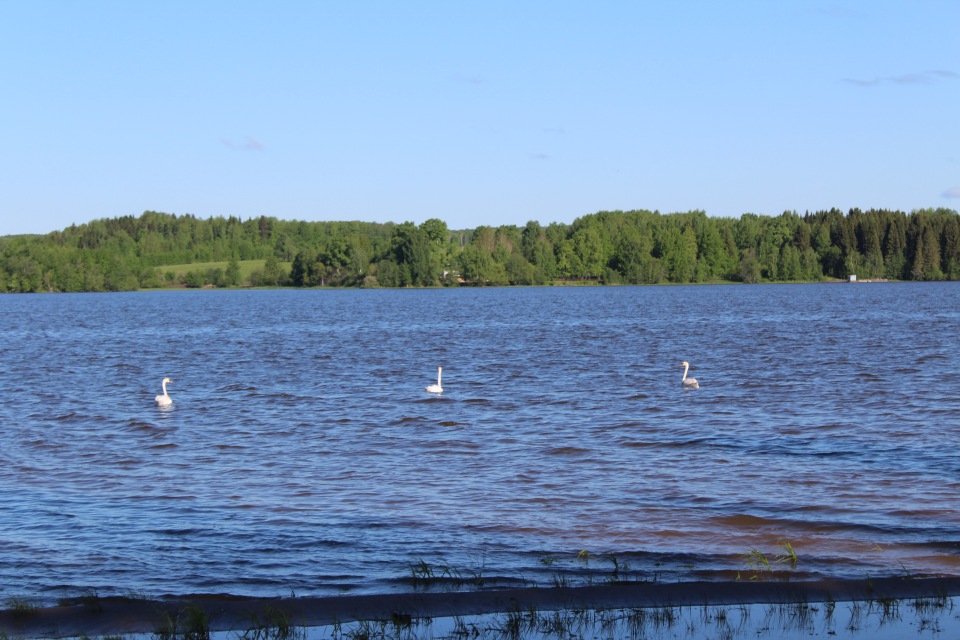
[1,207,960,292]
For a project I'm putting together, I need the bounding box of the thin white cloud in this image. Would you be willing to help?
[814,6,869,19]
[890,73,933,85]
[942,187,960,199]
[221,136,264,151]
[843,70,958,86]
[842,77,880,87]
[452,73,487,85]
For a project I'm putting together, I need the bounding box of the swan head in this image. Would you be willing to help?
[679,362,689,368]
[162,377,173,384]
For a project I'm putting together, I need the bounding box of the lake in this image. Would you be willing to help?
[1,283,958,603]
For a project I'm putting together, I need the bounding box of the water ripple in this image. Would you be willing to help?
[1,284,959,600]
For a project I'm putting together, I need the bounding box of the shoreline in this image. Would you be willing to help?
[4,576,959,638]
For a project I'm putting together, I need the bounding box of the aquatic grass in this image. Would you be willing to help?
[341,619,385,640]
[408,559,454,590]
[623,608,649,636]
[781,600,816,632]
[696,604,750,637]
[912,593,952,634]
[698,606,739,640]
[846,600,864,632]
[745,548,770,571]
[604,553,629,583]
[775,539,799,567]
[57,588,104,613]
[822,597,837,625]
[740,540,799,580]
[593,608,618,636]
[912,592,952,615]
[495,606,538,640]
[154,610,177,640]
[4,587,955,640]
[390,610,414,634]
[438,564,461,585]
[241,604,305,640]
[409,558,435,585]
[649,605,679,631]
[576,549,590,565]
[181,605,210,640]
[449,615,485,638]
[312,594,959,640]
[872,595,902,625]
[449,615,467,637]
[153,604,210,640]
[742,548,771,579]
[5,597,38,619]
[534,610,577,637]
[328,614,423,640]
[407,559,484,590]
[537,552,556,567]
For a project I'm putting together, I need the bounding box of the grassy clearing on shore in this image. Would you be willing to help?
[154,260,267,280]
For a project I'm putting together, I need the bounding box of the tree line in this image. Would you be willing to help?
[1,207,959,293]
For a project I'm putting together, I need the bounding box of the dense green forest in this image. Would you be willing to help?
[2,207,960,292]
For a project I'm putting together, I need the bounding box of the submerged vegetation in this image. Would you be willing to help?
[2,206,960,292]
[154,604,210,640]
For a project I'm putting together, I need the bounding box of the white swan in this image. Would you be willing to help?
[680,362,699,389]
[425,367,443,394]
[155,377,173,406]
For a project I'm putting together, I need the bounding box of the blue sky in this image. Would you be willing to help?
[2,1,958,236]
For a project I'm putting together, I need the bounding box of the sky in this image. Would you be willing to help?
[1,1,958,236]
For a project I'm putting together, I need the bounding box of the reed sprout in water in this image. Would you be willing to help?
[241,604,305,640]
[408,558,485,590]
[4,597,38,620]
[3,591,956,640]
[319,593,958,640]
[775,539,799,567]
[153,604,210,640]
[740,539,801,580]
[56,588,104,613]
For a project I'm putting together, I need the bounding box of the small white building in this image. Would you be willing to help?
[848,274,857,282]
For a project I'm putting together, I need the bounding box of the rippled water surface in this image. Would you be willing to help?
[1,284,959,601]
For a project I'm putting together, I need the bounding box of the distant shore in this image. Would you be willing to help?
[3,576,959,638]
